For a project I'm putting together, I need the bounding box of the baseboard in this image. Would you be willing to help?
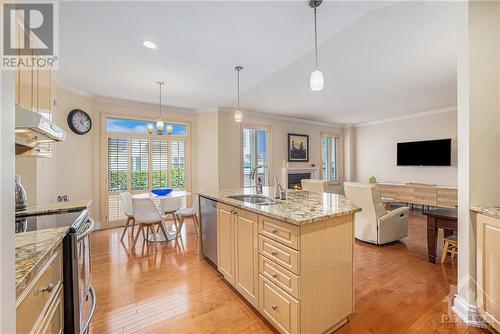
[452,295,488,328]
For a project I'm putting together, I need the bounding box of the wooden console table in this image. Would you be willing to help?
[377,183,457,208]
[423,208,458,263]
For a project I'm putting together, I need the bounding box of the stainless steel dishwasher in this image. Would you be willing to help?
[199,196,217,265]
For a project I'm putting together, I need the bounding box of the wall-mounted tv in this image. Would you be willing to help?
[397,139,452,166]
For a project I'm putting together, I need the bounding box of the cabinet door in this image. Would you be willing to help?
[217,203,235,285]
[234,208,259,307]
[477,214,500,332]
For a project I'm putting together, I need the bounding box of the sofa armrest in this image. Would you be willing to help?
[379,206,410,222]
[377,206,410,244]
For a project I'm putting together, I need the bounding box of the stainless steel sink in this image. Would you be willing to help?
[227,194,279,206]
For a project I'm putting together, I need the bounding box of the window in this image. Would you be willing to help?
[242,126,270,187]
[106,117,187,136]
[322,134,340,182]
[105,116,190,225]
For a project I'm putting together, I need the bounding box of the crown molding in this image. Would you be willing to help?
[355,106,457,127]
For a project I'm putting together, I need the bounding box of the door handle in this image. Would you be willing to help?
[39,283,54,294]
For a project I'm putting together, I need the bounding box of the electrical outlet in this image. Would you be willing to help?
[57,195,70,202]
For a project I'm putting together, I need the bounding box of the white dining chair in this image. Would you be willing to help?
[119,191,136,241]
[132,197,169,248]
[161,197,183,235]
[175,195,200,238]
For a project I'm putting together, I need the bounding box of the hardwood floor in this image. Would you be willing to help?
[89,212,489,334]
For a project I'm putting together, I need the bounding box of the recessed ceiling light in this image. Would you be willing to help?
[143,40,158,50]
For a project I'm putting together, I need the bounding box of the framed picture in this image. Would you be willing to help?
[288,133,309,162]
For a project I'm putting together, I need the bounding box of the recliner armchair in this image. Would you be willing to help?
[344,182,409,245]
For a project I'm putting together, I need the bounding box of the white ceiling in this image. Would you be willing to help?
[58,1,458,125]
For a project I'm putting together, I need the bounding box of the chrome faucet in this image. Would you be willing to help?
[249,164,286,200]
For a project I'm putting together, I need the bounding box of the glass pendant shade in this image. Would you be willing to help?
[156,119,164,135]
[234,110,243,122]
[310,70,324,91]
[147,123,154,134]
[166,124,173,135]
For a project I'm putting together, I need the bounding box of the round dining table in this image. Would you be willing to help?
[132,190,192,242]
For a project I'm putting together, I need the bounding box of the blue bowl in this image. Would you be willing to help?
[151,188,173,196]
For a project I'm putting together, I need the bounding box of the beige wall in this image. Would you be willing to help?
[192,111,219,192]
[217,110,344,190]
[354,110,458,186]
[52,89,97,217]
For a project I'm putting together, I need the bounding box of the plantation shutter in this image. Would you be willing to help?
[322,135,338,182]
[108,138,128,192]
[131,139,149,190]
[151,140,168,189]
[170,140,186,189]
[107,138,128,222]
[243,127,269,187]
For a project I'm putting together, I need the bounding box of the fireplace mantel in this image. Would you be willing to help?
[282,166,319,189]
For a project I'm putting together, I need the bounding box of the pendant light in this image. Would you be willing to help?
[309,0,324,91]
[156,81,165,135]
[234,66,243,122]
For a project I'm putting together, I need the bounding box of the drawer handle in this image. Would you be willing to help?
[271,228,277,233]
[271,272,278,278]
[271,304,278,311]
[271,250,278,256]
[40,283,54,294]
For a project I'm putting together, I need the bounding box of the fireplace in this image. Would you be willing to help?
[287,173,311,190]
[281,166,319,190]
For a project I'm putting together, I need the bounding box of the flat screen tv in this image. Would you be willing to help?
[397,139,451,166]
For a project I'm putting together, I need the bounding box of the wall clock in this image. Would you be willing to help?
[67,109,92,135]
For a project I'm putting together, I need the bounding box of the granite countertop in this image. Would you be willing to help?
[470,205,500,219]
[15,227,69,298]
[16,200,92,217]
[198,187,361,225]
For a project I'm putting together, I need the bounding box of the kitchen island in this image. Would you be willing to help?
[198,188,361,334]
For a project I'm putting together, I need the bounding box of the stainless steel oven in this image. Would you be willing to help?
[63,210,96,334]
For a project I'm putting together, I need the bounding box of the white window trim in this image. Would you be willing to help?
[240,123,272,188]
[320,131,343,185]
[101,113,191,227]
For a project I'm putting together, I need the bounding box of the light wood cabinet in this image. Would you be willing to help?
[14,19,55,158]
[217,203,235,285]
[378,183,457,208]
[216,202,355,334]
[413,185,437,206]
[437,188,458,208]
[259,275,299,334]
[234,208,259,307]
[477,214,500,332]
[16,245,64,334]
[217,203,259,307]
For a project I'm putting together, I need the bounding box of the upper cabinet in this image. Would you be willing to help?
[15,20,55,158]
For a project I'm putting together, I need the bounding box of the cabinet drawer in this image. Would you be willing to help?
[259,275,299,334]
[259,215,300,250]
[17,248,62,334]
[413,186,437,206]
[39,285,64,334]
[259,255,300,299]
[259,235,300,275]
[437,188,457,208]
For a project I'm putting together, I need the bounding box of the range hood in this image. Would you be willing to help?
[15,106,66,143]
